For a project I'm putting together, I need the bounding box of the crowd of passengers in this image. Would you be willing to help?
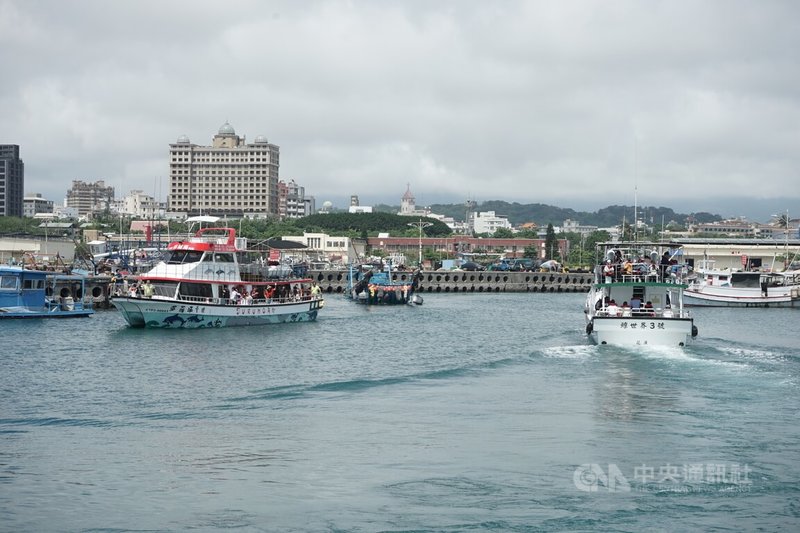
[219,283,322,304]
[596,296,675,318]
[122,279,323,303]
[600,250,681,283]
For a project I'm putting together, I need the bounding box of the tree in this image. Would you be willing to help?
[544,224,560,261]
[493,227,514,238]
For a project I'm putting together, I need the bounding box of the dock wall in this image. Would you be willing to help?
[312,270,593,294]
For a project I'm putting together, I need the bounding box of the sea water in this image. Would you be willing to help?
[1,293,798,531]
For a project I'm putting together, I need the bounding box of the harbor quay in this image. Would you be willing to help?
[65,270,593,310]
[313,270,593,294]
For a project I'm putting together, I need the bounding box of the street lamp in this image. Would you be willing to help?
[407,219,433,268]
[772,209,790,270]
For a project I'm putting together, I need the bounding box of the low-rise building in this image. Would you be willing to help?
[23,194,54,217]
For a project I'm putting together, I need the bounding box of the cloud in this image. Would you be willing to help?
[2,0,799,220]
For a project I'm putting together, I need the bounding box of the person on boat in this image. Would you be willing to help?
[606,299,619,317]
[644,301,655,316]
[603,261,615,283]
[621,301,632,317]
[622,259,633,278]
[660,251,671,280]
[230,287,242,304]
[141,279,154,298]
[310,281,322,298]
[662,305,673,318]
[128,284,138,298]
[630,296,642,315]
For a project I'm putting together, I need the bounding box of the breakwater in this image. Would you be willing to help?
[311,270,593,294]
[71,270,593,310]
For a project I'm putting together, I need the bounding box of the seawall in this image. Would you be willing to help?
[312,270,593,294]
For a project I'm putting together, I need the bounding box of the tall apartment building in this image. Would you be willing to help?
[168,122,279,217]
[0,145,24,217]
[65,180,115,217]
[283,179,309,219]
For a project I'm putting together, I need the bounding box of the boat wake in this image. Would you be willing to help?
[220,356,533,407]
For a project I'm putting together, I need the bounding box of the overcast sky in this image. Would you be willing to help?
[2,0,798,221]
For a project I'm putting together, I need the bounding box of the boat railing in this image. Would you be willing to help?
[595,305,688,319]
[144,293,321,306]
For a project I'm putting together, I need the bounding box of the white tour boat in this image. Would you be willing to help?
[111,226,324,328]
[584,242,697,347]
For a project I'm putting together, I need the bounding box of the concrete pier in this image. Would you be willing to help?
[310,270,593,294]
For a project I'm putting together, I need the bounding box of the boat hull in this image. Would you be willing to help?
[684,289,798,307]
[587,316,695,347]
[0,306,93,319]
[111,296,324,328]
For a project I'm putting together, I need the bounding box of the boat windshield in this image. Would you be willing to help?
[165,250,204,265]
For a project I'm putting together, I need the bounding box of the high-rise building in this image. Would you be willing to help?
[167,122,279,217]
[0,145,24,217]
[65,180,115,217]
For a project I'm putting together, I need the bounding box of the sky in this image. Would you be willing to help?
[1,0,799,222]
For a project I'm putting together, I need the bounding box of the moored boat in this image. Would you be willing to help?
[346,263,423,305]
[584,242,697,347]
[110,226,324,328]
[684,261,800,307]
[0,266,94,318]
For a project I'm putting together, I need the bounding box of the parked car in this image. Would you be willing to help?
[459,261,485,271]
[487,260,511,271]
[509,258,539,271]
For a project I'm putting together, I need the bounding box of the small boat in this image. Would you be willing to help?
[0,266,94,318]
[110,226,324,328]
[584,242,697,347]
[346,263,423,305]
[684,260,800,307]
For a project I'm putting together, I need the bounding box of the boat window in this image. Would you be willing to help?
[165,251,184,264]
[1,276,17,290]
[178,282,213,299]
[201,252,214,262]
[183,251,203,263]
[214,253,235,262]
[165,250,204,264]
[151,282,178,298]
[22,278,45,290]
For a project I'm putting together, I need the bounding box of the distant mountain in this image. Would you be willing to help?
[376,201,722,227]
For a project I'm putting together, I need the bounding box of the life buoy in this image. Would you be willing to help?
[691,325,699,338]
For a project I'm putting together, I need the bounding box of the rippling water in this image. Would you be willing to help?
[1,293,798,531]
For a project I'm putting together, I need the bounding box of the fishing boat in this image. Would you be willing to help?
[684,260,800,307]
[0,266,94,318]
[584,242,697,346]
[110,226,324,328]
[346,262,423,305]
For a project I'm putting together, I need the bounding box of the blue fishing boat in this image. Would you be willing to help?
[346,263,423,305]
[0,266,94,318]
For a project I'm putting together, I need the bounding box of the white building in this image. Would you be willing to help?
[282,232,361,264]
[562,219,598,236]
[119,190,160,219]
[168,122,279,218]
[471,211,512,235]
[398,184,429,217]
